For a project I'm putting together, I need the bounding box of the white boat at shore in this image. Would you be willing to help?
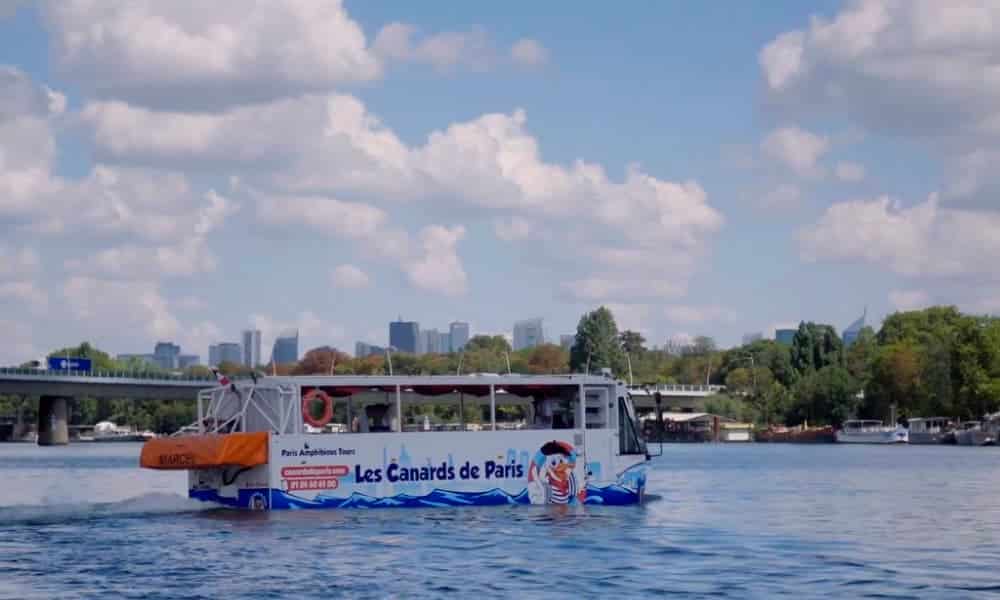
[140,374,649,510]
[836,420,908,444]
[91,421,156,442]
[955,414,1000,446]
[907,417,952,445]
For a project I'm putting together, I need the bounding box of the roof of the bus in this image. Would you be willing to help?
[258,374,622,388]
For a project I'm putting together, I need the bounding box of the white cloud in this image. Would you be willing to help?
[798,194,1000,278]
[256,194,390,243]
[403,225,468,297]
[82,97,722,245]
[759,1,1000,144]
[760,1,1000,207]
[0,68,61,216]
[256,193,468,297]
[835,161,866,182]
[493,216,536,241]
[373,23,547,72]
[0,319,35,365]
[82,95,418,198]
[42,0,380,109]
[57,277,218,358]
[65,241,218,279]
[603,303,652,334]
[761,184,802,209]
[0,245,39,277]
[331,264,371,289]
[888,290,931,312]
[373,23,495,72]
[175,296,206,311]
[759,31,806,91]
[761,126,829,177]
[948,148,1000,199]
[0,66,62,120]
[63,277,180,341]
[561,278,687,302]
[80,87,722,306]
[251,310,346,359]
[966,290,1000,315]
[663,304,738,324]
[0,281,48,312]
[510,39,549,67]
[62,187,238,279]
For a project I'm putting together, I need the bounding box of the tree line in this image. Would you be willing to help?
[2,305,997,432]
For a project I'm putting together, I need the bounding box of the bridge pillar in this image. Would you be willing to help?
[38,395,70,446]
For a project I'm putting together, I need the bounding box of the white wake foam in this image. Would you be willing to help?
[0,492,214,526]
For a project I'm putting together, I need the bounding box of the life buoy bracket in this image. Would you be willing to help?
[302,389,334,428]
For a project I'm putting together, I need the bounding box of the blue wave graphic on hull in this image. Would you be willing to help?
[190,484,641,510]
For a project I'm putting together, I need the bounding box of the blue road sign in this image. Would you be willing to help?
[48,357,93,371]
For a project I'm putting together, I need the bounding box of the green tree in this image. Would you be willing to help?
[48,342,118,371]
[845,326,877,385]
[293,346,351,375]
[619,330,647,355]
[865,342,921,420]
[791,366,859,426]
[725,367,753,394]
[878,305,964,346]
[952,316,1000,418]
[791,322,844,375]
[465,335,512,353]
[569,307,626,375]
[704,395,759,424]
[524,344,569,374]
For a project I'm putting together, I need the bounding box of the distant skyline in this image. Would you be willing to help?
[1,1,998,366]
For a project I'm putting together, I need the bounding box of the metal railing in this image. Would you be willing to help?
[628,383,726,394]
[0,367,223,382]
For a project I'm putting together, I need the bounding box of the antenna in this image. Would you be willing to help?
[586,353,591,375]
[626,353,633,386]
[385,347,393,376]
[456,352,464,376]
[329,352,336,376]
[504,351,511,375]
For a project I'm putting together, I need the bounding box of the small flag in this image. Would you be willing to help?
[211,368,230,387]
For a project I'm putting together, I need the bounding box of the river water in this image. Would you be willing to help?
[2,442,999,599]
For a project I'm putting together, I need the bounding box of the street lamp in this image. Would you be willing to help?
[742,353,757,397]
[741,352,765,424]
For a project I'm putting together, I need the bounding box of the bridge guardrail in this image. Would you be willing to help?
[627,384,726,394]
[0,367,220,382]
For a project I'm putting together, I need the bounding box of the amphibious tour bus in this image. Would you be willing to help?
[140,374,649,510]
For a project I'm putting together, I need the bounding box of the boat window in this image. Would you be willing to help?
[585,388,609,429]
[296,384,594,434]
[402,393,487,432]
[619,396,646,455]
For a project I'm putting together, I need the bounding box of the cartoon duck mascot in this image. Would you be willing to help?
[527,441,587,504]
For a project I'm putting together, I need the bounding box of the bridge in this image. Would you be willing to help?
[0,368,221,445]
[627,384,725,412]
[0,368,725,445]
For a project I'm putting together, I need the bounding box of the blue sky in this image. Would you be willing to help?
[0,1,997,364]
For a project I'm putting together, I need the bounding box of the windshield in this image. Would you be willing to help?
[619,395,646,455]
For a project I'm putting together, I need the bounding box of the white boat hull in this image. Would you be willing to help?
[836,428,908,444]
[955,429,996,446]
[185,430,648,510]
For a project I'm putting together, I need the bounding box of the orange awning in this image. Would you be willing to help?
[140,431,268,470]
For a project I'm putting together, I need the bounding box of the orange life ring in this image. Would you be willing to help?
[302,389,334,428]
